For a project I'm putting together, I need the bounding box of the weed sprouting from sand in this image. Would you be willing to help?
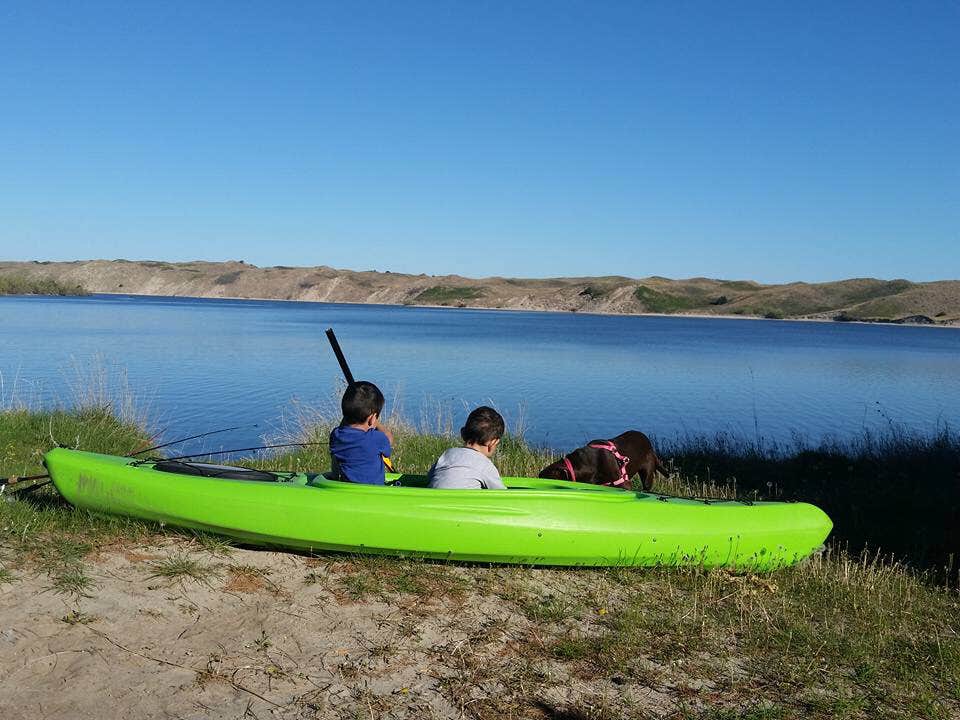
[61,610,98,625]
[522,592,583,624]
[252,628,273,653]
[302,570,324,585]
[339,569,380,601]
[189,530,234,557]
[47,565,96,599]
[0,566,16,585]
[224,563,276,594]
[146,554,215,585]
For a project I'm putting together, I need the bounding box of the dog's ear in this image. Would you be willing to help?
[538,463,562,479]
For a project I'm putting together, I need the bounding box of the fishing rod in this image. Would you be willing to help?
[163,441,329,462]
[325,328,395,473]
[127,424,259,457]
[5,441,329,494]
[1,472,51,492]
[125,425,169,457]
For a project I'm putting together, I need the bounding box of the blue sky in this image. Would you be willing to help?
[1,2,957,283]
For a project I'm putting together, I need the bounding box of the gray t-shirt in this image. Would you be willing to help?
[427,447,506,490]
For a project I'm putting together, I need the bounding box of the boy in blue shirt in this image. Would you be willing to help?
[329,381,394,485]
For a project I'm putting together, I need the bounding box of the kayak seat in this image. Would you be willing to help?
[152,460,281,482]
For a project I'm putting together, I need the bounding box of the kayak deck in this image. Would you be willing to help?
[44,449,833,569]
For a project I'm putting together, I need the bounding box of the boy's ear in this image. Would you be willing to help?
[366,413,378,428]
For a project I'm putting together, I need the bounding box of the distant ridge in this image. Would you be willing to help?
[2,259,958,325]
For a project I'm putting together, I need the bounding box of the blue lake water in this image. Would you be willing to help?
[1,294,958,455]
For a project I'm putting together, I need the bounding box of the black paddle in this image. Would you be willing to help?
[325,328,355,385]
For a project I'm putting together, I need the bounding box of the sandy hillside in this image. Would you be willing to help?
[2,259,958,324]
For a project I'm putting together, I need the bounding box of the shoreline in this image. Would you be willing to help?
[10,290,959,329]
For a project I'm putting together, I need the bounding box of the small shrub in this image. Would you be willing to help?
[214,271,243,285]
[579,285,609,300]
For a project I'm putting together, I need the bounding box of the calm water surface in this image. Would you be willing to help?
[2,294,958,454]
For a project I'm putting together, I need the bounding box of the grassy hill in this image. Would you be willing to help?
[1,260,957,325]
[0,273,89,296]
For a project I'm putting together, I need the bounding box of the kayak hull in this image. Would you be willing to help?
[44,449,832,569]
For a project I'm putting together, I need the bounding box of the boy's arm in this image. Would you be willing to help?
[375,419,394,447]
[483,462,507,490]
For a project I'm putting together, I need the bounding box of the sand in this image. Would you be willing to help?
[0,541,673,720]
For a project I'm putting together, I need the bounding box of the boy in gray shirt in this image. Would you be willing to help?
[428,406,507,490]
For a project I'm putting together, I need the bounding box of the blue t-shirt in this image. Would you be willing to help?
[329,426,391,485]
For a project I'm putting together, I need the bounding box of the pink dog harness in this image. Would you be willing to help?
[561,441,631,487]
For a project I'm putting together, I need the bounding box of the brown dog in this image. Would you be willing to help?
[538,430,663,491]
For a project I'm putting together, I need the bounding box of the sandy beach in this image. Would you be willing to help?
[0,540,668,720]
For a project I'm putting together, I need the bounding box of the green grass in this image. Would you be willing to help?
[633,285,700,313]
[721,280,762,292]
[0,406,152,480]
[414,285,484,304]
[0,274,89,296]
[566,553,960,719]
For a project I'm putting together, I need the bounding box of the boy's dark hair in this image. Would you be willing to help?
[460,406,505,445]
[341,381,385,425]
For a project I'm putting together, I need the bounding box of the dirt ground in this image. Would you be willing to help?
[0,542,677,720]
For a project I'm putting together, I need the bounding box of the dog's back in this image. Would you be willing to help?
[538,429,663,490]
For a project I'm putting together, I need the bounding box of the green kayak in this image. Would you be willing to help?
[44,448,832,569]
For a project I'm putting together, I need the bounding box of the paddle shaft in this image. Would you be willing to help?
[325,329,355,385]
